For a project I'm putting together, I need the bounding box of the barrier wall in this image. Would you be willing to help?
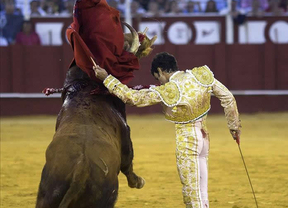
[1,43,287,93]
[0,43,288,116]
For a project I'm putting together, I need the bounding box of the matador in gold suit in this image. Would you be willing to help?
[94,52,241,208]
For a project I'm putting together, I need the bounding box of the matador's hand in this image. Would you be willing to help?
[93,65,108,81]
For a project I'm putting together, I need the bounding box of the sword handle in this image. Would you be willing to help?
[231,130,240,145]
[236,134,240,145]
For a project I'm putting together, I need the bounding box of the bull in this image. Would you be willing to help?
[35,23,155,208]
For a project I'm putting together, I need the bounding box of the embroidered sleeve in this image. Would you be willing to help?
[149,81,181,107]
[103,75,162,107]
[212,79,241,130]
[188,65,215,87]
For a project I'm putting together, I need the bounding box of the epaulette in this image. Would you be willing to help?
[150,81,181,107]
[187,65,215,87]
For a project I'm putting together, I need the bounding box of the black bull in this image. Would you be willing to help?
[36,65,144,208]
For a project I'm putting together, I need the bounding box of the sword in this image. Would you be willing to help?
[235,134,259,208]
[90,57,98,68]
[90,57,98,76]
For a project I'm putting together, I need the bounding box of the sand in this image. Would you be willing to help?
[1,113,288,208]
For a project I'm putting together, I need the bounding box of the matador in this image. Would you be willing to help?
[93,52,241,208]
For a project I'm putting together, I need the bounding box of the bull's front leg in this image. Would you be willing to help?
[120,125,145,189]
[112,97,145,189]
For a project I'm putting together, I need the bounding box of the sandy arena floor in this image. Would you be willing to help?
[1,113,288,208]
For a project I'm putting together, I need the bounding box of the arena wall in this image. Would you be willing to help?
[0,43,287,116]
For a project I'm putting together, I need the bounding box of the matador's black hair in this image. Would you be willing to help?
[150,52,179,76]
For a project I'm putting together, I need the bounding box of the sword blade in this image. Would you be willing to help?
[237,143,259,208]
[90,57,98,68]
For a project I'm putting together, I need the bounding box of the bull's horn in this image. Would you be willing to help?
[122,22,139,54]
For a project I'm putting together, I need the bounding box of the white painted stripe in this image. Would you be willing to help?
[0,90,288,98]
[230,90,288,95]
[0,93,61,98]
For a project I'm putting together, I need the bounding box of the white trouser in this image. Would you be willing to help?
[175,120,210,208]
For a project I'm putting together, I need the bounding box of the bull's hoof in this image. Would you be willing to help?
[128,176,145,189]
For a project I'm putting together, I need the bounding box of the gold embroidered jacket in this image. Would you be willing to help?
[103,65,241,130]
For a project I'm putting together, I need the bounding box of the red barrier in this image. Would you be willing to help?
[1,44,287,90]
[0,45,73,93]
[0,44,288,116]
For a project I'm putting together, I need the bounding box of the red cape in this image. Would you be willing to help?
[66,0,140,84]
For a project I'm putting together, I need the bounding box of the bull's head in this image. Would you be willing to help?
[123,22,157,59]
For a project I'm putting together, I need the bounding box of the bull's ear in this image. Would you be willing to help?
[124,33,132,42]
[123,41,130,51]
